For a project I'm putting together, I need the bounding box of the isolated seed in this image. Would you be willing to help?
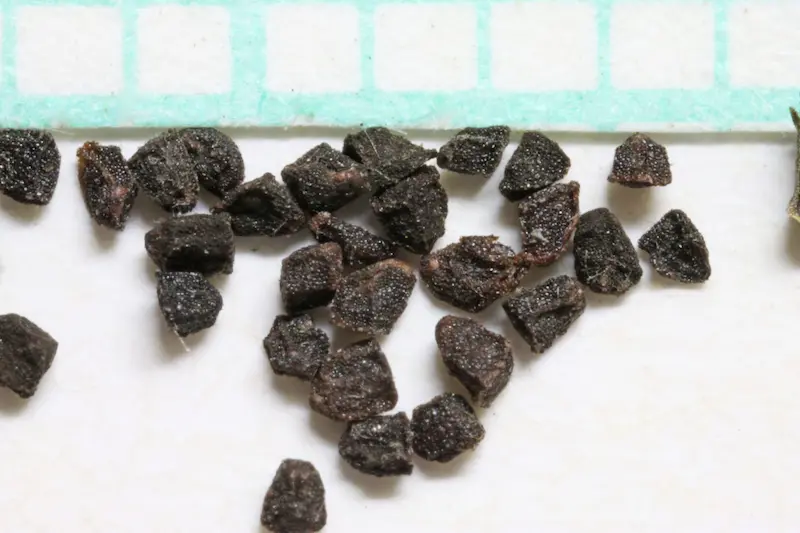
[411,393,485,463]
[128,130,198,213]
[261,459,326,533]
[0,129,60,205]
[788,108,800,222]
[264,314,329,381]
[179,127,244,198]
[639,209,711,283]
[280,243,343,314]
[0,314,58,399]
[437,126,511,176]
[519,181,580,266]
[76,141,138,230]
[608,133,671,188]
[339,412,413,477]
[309,212,397,269]
[156,271,223,337]
[500,131,570,201]
[145,214,235,275]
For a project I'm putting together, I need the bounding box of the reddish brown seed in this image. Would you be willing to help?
[280,243,344,314]
[518,181,580,266]
[608,133,672,188]
[77,141,138,230]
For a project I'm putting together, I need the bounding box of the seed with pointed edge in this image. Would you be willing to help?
[261,459,326,533]
[339,412,413,477]
[128,130,198,213]
[608,133,672,188]
[639,209,711,283]
[0,314,58,399]
[0,129,60,205]
[77,141,138,230]
[156,271,223,337]
[145,214,235,275]
[437,126,510,176]
[179,127,244,198]
[309,212,397,269]
[519,181,580,266]
[411,393,485,463]
[280,243,343,314]
[500,131,570,201]
[264,314,329,381]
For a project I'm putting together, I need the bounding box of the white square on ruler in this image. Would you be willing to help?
[265,4,360,93]
[16,7,122,95]
[611,1,714,89]
[491,2,597,91]
[374,4,477,92]
[138,6,231,95]
[729,3,800,87]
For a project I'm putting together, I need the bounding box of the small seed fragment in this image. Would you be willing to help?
[309,212,397,269]
[639,209,711,283]
[128,130,198,213]
[519,181,580,266]
[788,108,800,222]
[0,314,58,399]
[179,127,245,197]
[500,131,570,201]
[156,271,223,337]
[310,338,398,422]
[338,412,413,477]
[0,129,60,205]
[437,125,510,176]
[76,141,138,230]
[264,314,329,381]
[145,214,235,275]
[261,459,326,533]
[608,133,671,188]
[330,259,416,335]
[411,393,485,463]
[280,243,343,314]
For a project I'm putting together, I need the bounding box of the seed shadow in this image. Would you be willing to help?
[130,194,169,226]
[584,289,627,308]
[338,457,402,499]
[784,220,800,267]
[92,223,118,251]
[498,199,519,229]
[307,410,344,445]
[0,388,28,415]
[0,196,44,223]
[269,372,309,405]
[329,325,370,352]
[415,451,474,479]
[440,170,487,199]
[605,183,653,223]
[647,269,708,290]
[236,231,312,257]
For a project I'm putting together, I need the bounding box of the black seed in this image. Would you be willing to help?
[76,141,138,231]
[608,133,671,188]
[310,338,398,422]
[503,275,586,354]
[309,212,397,269]
[128,130,198,213]
[0,129,60,205]
[519,181,580,266]
[179,128,244,198]
[211,173,306,237]
[370,166,448,254]
[339,412,413,477]
[330,259,416,335]
[280,243,343,314]
[156,271,223,337]
[500,131,570,202]
[639,209,711,283]
[261,459,326,533]
[420,235,531,313]
[788,108,800,222]
[437,126,510,176]
[435,316,513,408]
[145,214,235,275]
[573,208,642,295]
[0,314,58,399]
[264,314,329,381]
[411,393,485,463]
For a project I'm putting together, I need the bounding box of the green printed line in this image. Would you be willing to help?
[230,2,266,125]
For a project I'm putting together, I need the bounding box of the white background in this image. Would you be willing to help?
[0,130,798,533]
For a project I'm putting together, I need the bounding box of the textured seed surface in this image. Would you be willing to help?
[420,236,531,313]
[639,209,711,283]
[179,127,244,197]
[261,459,326,533]
[76,141,138,230]
[280,243,343,314]
[608,133,672,188]
[788,108,800,222]
[437,126,510,176]
[0,129,60,205]
[211,173,306,237]
[264,314,329,381]
[330,259,416,335]
[128,130,198,213]
[156,271,223,337]
[282,143,371,213]
[310,338,398,422]
[519,181,580,266]
[573,208,642,295]
[145,214,235,275]
[309,212,397,269]
[435,316,513,408]
[339,412,413,477]
[370,166,448,254]
[0,314,58,399]
[411,393,485,463]
[503,275,586,354]
[500,131,570,201]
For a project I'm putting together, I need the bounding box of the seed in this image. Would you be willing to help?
[437,126,510,177]
[788,108,800,222]
[309,212,397,269]
[435,315,513,408]
[411,393,485,463]
[145,214,235,275]
[179,127,245,198]
[518,181,580,266]
[639,209,711,283]
[0,129,60,205]
[0,314,58,399]
[264,314,329,381]
[280,243,343,314]
[309,338,398,422]
[503,275,586,354]
[338,412,413,477]
[156,271,223,337]
[76,141,138,230]
[608,133,671,188]
[573,208,642,295]
[500,131,570,201]
[128,130,198,213]
[330,259,416,336]
[261,459,326,533]
[420,236,531,313]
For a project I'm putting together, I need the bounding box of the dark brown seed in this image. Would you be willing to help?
[0,314,58,399]
[280,243,343,314]
[503,275,586,354]
[788,108,800,222]
[370,166,448,254]
[608,133,671,188]
[156,271,223,337]
[518,181,580,266]
[437,126,510,176]
[420,236,531,313]
[211,173,306,237]
[338,412,413,477]
[639,209,711,283]
[411,393,485,463]
[261,459,326,533]
[309,212,397,269]
[145,214,235,275]
[309,338,398,422]
[435,316,513,408]
[76,141,138,230]
[0,129,60,205]
[573,208,642,295]
[500,131,570,201]
[264,314,329,381]
[330,259,416,335]
[179,128,244,197]
[128,130,198,213]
